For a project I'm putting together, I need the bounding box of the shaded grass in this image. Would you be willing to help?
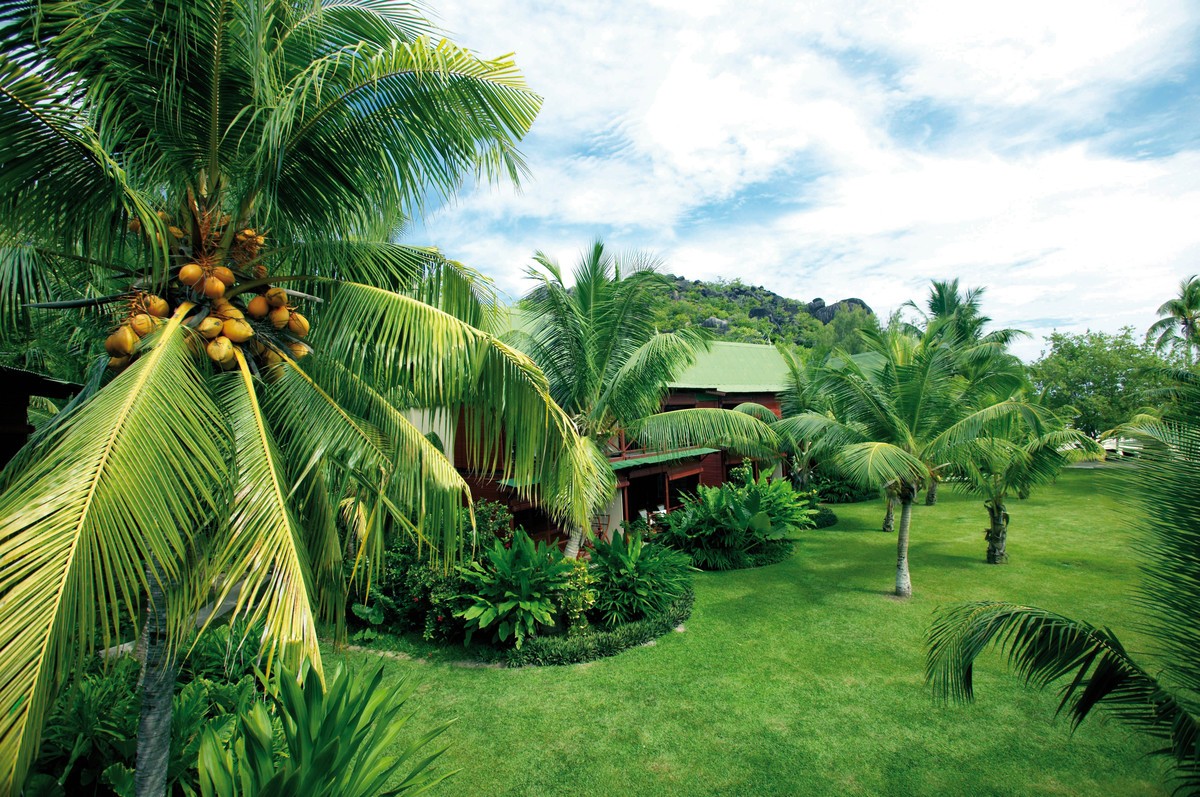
[329,467,1168,796]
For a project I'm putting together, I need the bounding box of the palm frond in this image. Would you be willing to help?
[732,402,780,425]
[316,281,613,530]
[834,442,928,491]
[0,312,227,793]
[261,36,541,231]
[628,408,781,460]
[597,331,706,431]
[204,351,322,681]
[0,56,155,243]
[926,601,1200,790]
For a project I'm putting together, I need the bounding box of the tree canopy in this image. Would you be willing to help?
[0,2,610,792]
[1028,328,1177,437]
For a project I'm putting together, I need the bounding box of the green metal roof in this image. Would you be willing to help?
[669,342,790,393]
[609,447,719,471]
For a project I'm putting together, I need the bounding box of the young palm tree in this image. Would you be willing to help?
[950,410,1101,563]
[514,241,781,556]
[903,280,1027,505]
[1147,275,1200,366]
[774,328,1038,597]
[926,372,1200,794]
[0,2,611,794]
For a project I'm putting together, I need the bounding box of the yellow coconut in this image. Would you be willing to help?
[223,318,254,343]
[169,225,185,240]
[247,339,265,355]
[206,336,234,364]
[269,305,290,329]
[247,295,270,319]
[202,276,226,300]
[104,325,138,357]
[287,311,310,338]
[262,349,283,367]
[198,316,224,340]
[156,210,171,222]
[213,266,236,287]
[265,287,288,308]
[145,295,170,318]
[179,263,203,286]
[221,307,245,320]
[108,355,131,370]
[252,264,268,280]
[127,218,142,235]
[129,313,157,337]
[286,341,310,359]
[242,228,256,238]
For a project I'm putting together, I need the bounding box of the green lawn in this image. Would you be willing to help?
[331,466,1169,796]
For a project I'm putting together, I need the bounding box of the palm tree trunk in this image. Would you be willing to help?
[134,561,177,797]
[882,495,895,533]
[924,479,938,506]
[563,525,585,559]
[895,495,914,598]
[985,501,1009,564]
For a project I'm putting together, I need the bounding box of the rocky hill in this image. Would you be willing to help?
[653,275,876,349]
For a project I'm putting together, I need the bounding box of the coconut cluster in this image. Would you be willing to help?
[111,210,311,376]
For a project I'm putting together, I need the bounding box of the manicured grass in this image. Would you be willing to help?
[330,467,1169,796]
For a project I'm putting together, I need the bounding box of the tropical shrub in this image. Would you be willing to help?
[507,590,695,667]
[345,532,470,644]
[28,656,260,797]
[557,557,598,636]
[737,465,816,532]
[456,530,572,648]
[198,663,450,797]
[661,469,811,570]
[471,499,516,547]
[811,463,877,504]
[589,532,692,627]
[811,505,839,529]
[180,621,268,685]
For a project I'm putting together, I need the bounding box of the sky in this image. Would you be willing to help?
[417,0,1200,360]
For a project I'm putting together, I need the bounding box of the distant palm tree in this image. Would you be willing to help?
[515,241,781,556]
[774,327,1034,597]
[1147,275,1200,366]
[927,371,1200,795]
[0,2,610,794]
[904,280,1026,504]
[950,407,1101,563]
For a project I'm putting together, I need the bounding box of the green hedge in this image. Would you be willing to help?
[506,589,695,667]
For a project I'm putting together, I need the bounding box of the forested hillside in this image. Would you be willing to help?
[652,275,879,352]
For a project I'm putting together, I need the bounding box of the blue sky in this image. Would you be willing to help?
[418,0,1200,360]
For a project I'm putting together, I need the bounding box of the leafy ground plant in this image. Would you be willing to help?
[198,663,452,797]
[456,531,572,648]
[589,532,692,626]
[660,466,808,570]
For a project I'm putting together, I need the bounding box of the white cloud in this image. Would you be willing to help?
[417,0,1200,360]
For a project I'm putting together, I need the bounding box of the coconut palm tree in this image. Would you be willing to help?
[1147,275,1200,366]
[773,327,1039,597]
[0,3,612,794]
[514,241,781,556]
[926,371,1200,794]
[949,407,1102,563]
[903,280,1027,504]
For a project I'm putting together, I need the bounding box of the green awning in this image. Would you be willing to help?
[609,447,719,471]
